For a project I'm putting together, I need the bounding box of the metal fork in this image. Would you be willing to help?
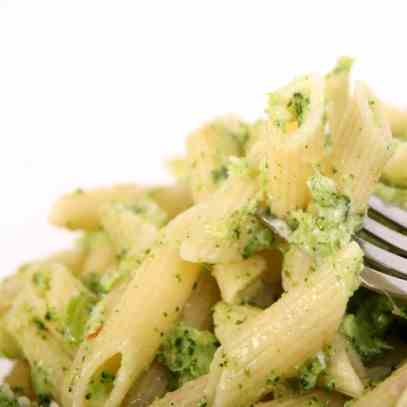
[260,195,407,299]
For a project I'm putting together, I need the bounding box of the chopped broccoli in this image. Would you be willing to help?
[85,370,116,402]
[64,293,96,345]
[211,165,229,185]
[158,323,219,389]
[286,92,310,126]
[297,352,328,390]
[288,172,362,257]
[32,271,51,294]
[342,288,407,362]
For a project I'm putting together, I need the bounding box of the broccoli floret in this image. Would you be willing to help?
[211,165,229,185]
[158,323,219,389]
[286,92,310,126]
[64,293,96,345]
[288,173,362,257]
[342,289,404,362]
[297,352,328,390]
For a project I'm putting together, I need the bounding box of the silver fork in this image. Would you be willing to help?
[260,195,407,300]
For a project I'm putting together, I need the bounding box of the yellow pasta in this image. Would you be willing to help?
[63,244,200,407]
[146,183,193,219]
[385,103,407,139]
[325,56,354,144]
[325,81,393,213]
[322,334,365,398]
[205,242,363,407]
[100,202,162,257]
[172,173,271,264]
[213,302,261,345]
[249,74,326,218]
[186,116,248,203]
[281,246,313,291]
[150,375,208,407]
[212,255,267,305]
[382,139,407,188]
[49,184,144,231]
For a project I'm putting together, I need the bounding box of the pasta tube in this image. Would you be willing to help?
[249,74,326,218]
[205,242,363,407]
[325,81,393,213]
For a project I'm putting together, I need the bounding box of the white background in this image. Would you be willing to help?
[0,1,407,278]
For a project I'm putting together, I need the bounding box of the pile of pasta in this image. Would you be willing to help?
[1,58,407,407]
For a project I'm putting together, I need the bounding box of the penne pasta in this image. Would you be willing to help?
[204,242,363,407]
[49,184,144,231]
[186,116,248,203]
[249,74,326,218]
[324,81,393,213]
[322,334,365,398]
[381,139,407,188]
[212,255,267,305]
[63,243,200,407]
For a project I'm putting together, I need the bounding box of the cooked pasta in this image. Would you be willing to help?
[2,58,407,407]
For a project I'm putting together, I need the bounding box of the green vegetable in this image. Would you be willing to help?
[211,165,229,185]
[64,293,96,345]
[85,370,115,402]
[31,362,53,406]
[286,92,310,126]
[342,289,402,362]
[241,227,274,259]
[288,172,362,257]
[32,271,51,293]
[158,323,219,389]
[297,352,327,390]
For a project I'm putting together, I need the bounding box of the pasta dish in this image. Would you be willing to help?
[1,58,407,407]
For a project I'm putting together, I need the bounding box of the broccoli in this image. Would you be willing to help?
[0,384,37,407]
[64,293,96,345]
[297,352,328,390]
[157,323,219,389]
[288,172,362,257]
[286,92,310,126]
[85,370,116,402]
[342,288,407,362]
[211,165,229,185]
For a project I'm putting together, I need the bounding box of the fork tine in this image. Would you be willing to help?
[355,236,407,277]
[363,216,407,255]
[369,195,407,229]
[362,266,407,299]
